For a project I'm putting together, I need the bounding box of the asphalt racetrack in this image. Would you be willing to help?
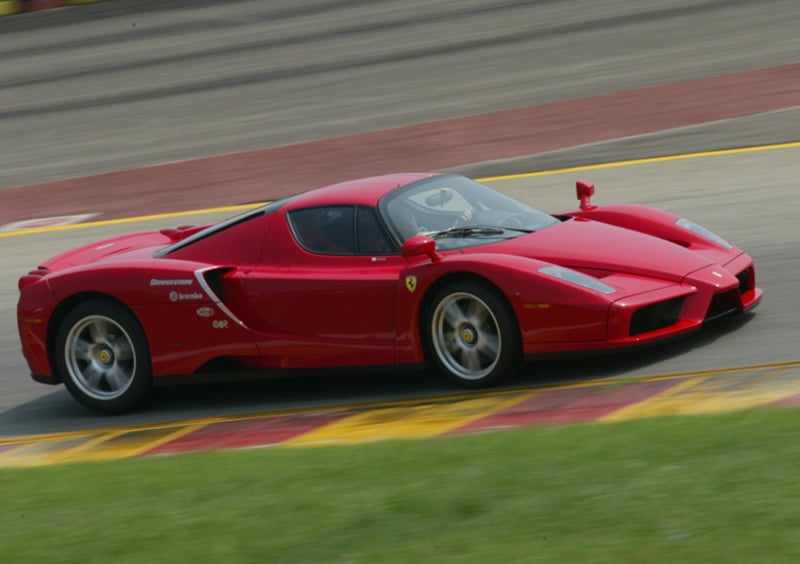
[1,0,799,438]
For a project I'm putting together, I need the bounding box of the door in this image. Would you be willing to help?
[245,205,406,368]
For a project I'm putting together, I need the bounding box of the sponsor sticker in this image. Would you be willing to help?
[196,306,214,318]
[213,320,229,329]
[169,291,204,302]
[151,278,193,286]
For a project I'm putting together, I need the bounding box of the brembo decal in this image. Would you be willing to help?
[169,291,204,302]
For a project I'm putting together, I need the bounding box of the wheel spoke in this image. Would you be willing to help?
[88,320,110,343]
[460,348,482,372]
[114,345,133,361]
[443,330,460,353]
[442,300,464,328]
[83,364,105,390]
[73,337,92,361]
[472,305,490,328]
[104,365,129,391]
[477,333,499,359]
[464,299,482,322]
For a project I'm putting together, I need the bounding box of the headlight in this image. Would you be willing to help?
[676,218,733,249]
[538,265,615,294]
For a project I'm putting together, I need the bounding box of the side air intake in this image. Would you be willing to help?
[630,297,684,336]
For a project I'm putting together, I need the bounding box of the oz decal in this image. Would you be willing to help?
[212,320,229,329]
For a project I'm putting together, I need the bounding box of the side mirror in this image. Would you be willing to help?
[401,235,441,262]
[576,180,596,210]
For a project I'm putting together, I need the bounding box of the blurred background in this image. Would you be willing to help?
[2,0,798,189]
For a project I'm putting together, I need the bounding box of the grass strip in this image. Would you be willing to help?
[3,407,800,562]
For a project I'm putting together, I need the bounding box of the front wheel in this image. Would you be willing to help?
[425,282,521,387]
[55,300,153,414]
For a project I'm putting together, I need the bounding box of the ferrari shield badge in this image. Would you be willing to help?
[405,275,417,293]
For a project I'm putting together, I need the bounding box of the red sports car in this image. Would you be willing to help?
[17,173,762,413]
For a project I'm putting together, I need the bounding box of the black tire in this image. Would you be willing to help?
[55,300,153,414]
[425,281,521,387]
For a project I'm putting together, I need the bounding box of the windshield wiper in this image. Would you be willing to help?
[501,226,535,234]
[431,225,512,239]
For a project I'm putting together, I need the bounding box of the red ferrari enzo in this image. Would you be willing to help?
[17,173,762,413]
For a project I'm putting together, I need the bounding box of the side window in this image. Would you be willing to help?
[357,207,395,255]
[288,206,356,255]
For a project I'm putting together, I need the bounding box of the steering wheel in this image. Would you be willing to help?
[451,208,475,228]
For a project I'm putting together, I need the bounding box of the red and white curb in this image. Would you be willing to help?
[1,213,98,232]
[1,362,799,468]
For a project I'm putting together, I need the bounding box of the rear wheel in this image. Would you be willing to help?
[55,300,152,414]
[426,281,521,387]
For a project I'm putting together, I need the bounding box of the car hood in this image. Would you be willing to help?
[484,218,714,282]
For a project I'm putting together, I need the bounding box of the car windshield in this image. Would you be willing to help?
[379,174,559,250]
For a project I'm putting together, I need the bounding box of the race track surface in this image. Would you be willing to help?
[0,0,799,450]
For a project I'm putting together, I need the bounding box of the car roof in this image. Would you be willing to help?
[282,172,439,210]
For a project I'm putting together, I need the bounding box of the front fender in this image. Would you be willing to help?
[562,204,740,258]
[395,253,619,362]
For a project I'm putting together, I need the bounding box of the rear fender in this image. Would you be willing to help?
[46,260,211,305]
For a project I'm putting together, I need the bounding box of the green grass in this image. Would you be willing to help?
[3,407,800,562]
